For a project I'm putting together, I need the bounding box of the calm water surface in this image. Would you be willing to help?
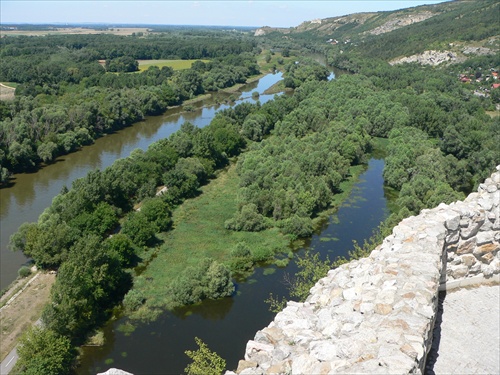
[77,157,392,374]
[0,73,284,289]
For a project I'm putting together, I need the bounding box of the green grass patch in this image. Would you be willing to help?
[1,82,18,89]
[256,50,296,73]
[129,164,290,317]
[137,59,209,71]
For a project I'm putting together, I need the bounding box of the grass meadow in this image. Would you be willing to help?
[137,59,210,71]
[131,163,290,317]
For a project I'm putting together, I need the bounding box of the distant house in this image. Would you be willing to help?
[492,83,500,89]
[460,75,471,83]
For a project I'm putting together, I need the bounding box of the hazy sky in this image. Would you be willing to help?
[2,1,448,28]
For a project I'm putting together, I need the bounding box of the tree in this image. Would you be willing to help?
[42,235,130,342]
[184,337,226,375]
[121,211,157,247]
[17,327,75,375]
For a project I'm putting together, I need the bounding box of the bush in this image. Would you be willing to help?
[184,337,226,375]
[123,289,145,312]
[279,215,314,238]
[18,266,32,278]
[225,204,268,232]
[167,259,234,306]
[229,242,253,273]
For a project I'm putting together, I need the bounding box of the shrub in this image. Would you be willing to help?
[18,266,32,278]
[225,204,268,232]
[167,259,234,306]
[123,289,145,312]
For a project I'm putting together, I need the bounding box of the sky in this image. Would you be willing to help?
[1,1,448,28]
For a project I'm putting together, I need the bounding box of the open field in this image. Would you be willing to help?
[138,59,210,71]
[0,27,150,37]
[0,83,16,101]
[0,272,56,361]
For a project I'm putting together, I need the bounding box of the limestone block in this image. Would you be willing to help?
[446,230,460,244]
[460,214,485,239]
[481,219,493,231]
[447,264,468,279]
[246,341,274,358]
[460,254,476,267]
[236,360,258,374]
[487,184,498,193]
[476,230,497,245]
[469,263,482,274]
[481,252,495,264]
[482,258,500,277]
[97,370,134,375]
[478,197,494,211]
[342,287,360,300]
[291,354,319,374]
[265,360,292,375]
[400,343,418,359]
[309,340,338,361]
[375,303,393,315]
[445,216,461,231]
[270,348,290,362]
[360,302,375,314]
[240,368,264,375]
[457,238,476,254]
[321,320,341,338]
[473,242,499,257]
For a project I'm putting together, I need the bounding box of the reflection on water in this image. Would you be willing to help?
[77,156,392,375]
[0,72,284,289]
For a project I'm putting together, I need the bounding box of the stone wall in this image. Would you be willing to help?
[228,166,499,375]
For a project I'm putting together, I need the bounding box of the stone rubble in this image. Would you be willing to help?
[389,50,460,66]
[227,166,499,375]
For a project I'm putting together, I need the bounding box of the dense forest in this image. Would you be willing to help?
[0,32,260,182]
[3,0,500,372]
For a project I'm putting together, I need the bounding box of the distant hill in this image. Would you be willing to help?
[256,0,499,64]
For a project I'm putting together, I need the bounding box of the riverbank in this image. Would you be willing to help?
[0,271,56,362]
[125,155,370,322]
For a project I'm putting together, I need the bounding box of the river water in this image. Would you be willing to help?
[1,69,394,374]
[77,156,392,374]
[0,73,284,290]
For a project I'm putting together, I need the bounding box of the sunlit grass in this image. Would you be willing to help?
[137,59,210,71]
[132,163,290,313]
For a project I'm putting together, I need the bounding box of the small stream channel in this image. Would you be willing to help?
[77,154,394,374]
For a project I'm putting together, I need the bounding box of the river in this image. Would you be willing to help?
[77,156,392,374]
[1,69,394,374]
[0,73,285,290]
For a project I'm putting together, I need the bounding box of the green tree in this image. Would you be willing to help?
[121,211,156,247]
[184,337,226,375]
[42,235,130,342]
[17,327,75,375]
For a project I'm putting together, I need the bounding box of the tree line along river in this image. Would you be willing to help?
[1,71,395,374]
[0,72,284,290]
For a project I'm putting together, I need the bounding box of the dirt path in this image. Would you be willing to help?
[0,272,55,361]
[0,83,15,101]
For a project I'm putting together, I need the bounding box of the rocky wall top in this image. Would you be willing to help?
[228,166,499,375]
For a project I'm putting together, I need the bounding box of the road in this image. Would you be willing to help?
[0,319,42,374]
[0,348,18,375]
